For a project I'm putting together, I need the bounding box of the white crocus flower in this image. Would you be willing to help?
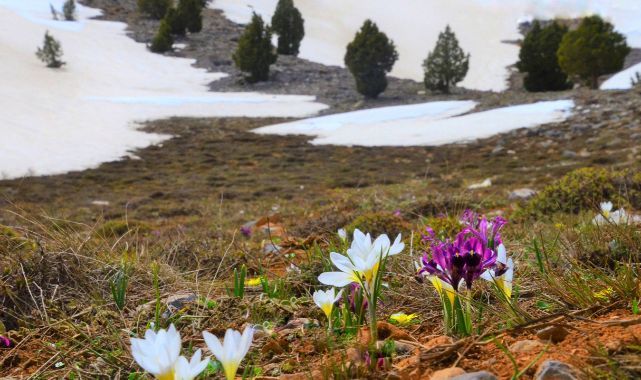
[203,326,254,380]
[319,229,404,293]
[347,229,404,261]
[131,324,182,380]
[313,288,343,326]
[337,228,347,241]
[481,244,514,300]
[173,349,210,380]
[593,201,636,225]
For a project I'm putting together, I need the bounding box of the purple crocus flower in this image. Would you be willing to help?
[461,211,507,250]
[419,229,498,291]
[239,225,252,238]
[363,351,387,370]
[0,335,12,348]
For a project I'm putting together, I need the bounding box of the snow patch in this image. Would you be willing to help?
[601,62,641,90]
[254,100,574,147]
[0,0,327,179]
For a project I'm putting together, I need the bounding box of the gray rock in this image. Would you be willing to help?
[508,188,537,201]
[534,360,579,380]
[452,371,498,380]
[570,124,590,134]
[543,129,563,138]
[562,150,577,158]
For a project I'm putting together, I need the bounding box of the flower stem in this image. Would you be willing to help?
[369,299,377,345]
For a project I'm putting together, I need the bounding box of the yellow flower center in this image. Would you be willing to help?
[157,370,175,380]
[321,303,333,318]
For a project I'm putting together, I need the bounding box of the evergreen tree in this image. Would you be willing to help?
[137,0,171,20]
[165,7,187,36]
[422,25,469,94]
[271,0,305,56]
[233,13,277,83]
[62,0,76,21]
[36,31,65,68]
[150,19,174,53]
[517,21,572,92]
[177,0,203,33]
[344,20,398,99]
[557,15,630,89]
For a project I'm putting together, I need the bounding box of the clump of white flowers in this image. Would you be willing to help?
[130,324,254,380]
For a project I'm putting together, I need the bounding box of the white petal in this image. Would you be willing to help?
[318,271,355,287]
[480,269,493,282]
[203,331,225,362]
[388,234,404,256]
[330,252,356,273]
[497,244,507,264]
[333,288,344,303]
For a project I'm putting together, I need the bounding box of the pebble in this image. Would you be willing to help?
[431,367,466,380]
[509,339,545,353]
[534,360,578,380]
[451,371,498,380]
[508,188,537,200]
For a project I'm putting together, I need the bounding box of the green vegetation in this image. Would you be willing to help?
[178,0,203,33]
[345,212,409,238]
[557,15,630,89]
[233,13,277,83]
[62,0,76,21]
[517,20,572,92]
[36,31,65,68]
[165,7,187,36]
[137,0,171,19]
[423,25,470,93]
[150,19,174,53]
[95,220,150,238]
[344,20,398,99]
[522,167,641,216]
[271,0,305,56]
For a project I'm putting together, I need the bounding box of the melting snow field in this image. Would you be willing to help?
[254,100,574,147]
[212,0,641,92]
[601,62,641,90]
[0,0,327,179]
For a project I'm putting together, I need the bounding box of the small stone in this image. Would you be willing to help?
[562,150,577,158]
[536,325,569,343]
[509,339,544,353]
[91,200,110,206]
[508,188,537,201]
[534,360,578,380]
[468,178,492,190]
[539,140,555,148]
[452,371,498,380]
[605,137,623,147]
[491,145,504,155]
[431,367,466,380]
